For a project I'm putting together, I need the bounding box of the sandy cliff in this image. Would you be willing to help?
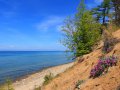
[42,29,120,90]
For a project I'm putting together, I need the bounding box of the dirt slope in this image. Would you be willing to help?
[42,30,120,90]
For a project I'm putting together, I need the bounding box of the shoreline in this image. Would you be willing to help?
[13,62,73,83]
[13,62,74,90]
[0,62,74,85]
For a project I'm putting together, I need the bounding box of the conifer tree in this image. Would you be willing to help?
[62,0,101,57]
[92,0,111,25]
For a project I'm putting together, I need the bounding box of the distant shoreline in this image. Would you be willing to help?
[0,51,68,52]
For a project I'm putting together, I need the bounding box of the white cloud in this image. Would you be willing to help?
[36,16,65,32]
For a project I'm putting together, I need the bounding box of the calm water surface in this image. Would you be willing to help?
[0,51,72,83]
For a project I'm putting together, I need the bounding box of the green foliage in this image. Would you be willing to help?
[34,86,41,90]
[76,0,86,22]
[0,79,14,90]
[92,0,112,25]
[75,11,101,56]
[91,6,102,22]
[43,73,54,85]
[112,0,120,25]
[61,0,119,58]
[6,79,14,90]
[62,11,101,57]
[92,0,120,26]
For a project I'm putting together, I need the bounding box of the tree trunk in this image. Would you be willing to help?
[103,7,106,25]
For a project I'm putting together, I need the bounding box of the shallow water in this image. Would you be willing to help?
[0,51,73,83]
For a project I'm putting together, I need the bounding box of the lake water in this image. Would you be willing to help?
[0,51,73,84]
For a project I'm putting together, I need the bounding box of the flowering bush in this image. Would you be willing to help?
[102,46,113,53]
[90,56,117,78]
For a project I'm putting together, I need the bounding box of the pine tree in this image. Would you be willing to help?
[92,0,111,25]
[112,0,120,25]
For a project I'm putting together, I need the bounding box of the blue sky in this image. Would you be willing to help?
[0,0,102,51]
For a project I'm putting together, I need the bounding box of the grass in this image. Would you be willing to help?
[0,79,14,90]
[43,73,54,85]
[34,86,41,90]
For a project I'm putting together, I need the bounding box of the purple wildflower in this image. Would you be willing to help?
[90,56,117,78]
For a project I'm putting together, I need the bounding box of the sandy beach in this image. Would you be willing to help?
[13,62,74,90]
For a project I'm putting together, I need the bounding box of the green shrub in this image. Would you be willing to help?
[34,86,41,90]
[0,79,14,90]
[43,73,54,85]
[6,79,14,90]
